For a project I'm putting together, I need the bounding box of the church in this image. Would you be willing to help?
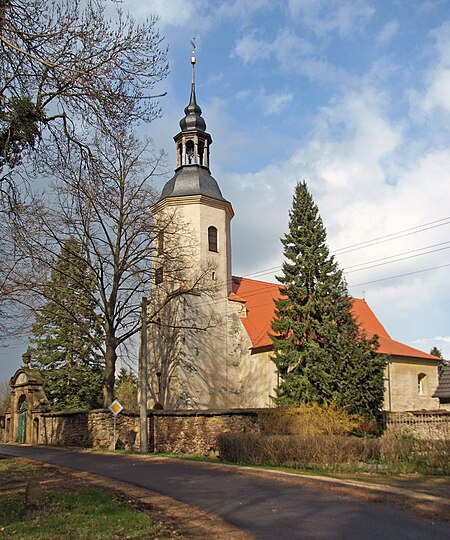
[148,55,440,413]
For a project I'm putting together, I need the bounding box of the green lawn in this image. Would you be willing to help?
[0,459,178,539]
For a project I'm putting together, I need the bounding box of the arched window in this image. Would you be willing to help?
[157,231,164,256]
[198,141,204,165]
[418,373,426,395]
[208,226,218,252]
[155,267,163,285]
[186,140,195,164]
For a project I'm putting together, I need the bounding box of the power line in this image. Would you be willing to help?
[238,216,450,281]
[204,254,450,309]
[343,241,450,270]
[344,245,450,274]
[349,263,450,288]
[334,216,450,255]
[194,257,450,312]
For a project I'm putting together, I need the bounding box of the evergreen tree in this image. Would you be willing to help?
[29,237,104,410]
[430,346,447,379]
[271,181,386,418]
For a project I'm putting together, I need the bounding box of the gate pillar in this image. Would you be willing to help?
[8,353,50,444]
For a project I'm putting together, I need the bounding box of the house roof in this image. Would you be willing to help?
[433,365,450,399]
[230,276,439,360]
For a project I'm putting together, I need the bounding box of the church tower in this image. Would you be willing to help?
[150,50,236,409]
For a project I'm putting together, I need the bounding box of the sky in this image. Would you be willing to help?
[2,0,450,379]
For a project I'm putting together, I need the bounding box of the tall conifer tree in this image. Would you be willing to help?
[29,237,104,410]
[271,181,385,418]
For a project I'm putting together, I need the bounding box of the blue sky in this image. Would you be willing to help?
[2,0,450,379]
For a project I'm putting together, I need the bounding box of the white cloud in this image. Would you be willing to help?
[234,29,314,67]
[131,0,272,32]
[214,0,272,19]
[235,89,252,101]
[431,21,450,65]
[287,0,374,38]
[377,20,399,45]
[422,69,450,114]
[234,29,344,83]
[413,337,450,360]
[258,91,294,114]
[234,34,272,64]
[123,0,205,27]
[415,21,450,115]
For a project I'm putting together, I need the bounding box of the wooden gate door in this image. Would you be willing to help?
[17,399,27,443]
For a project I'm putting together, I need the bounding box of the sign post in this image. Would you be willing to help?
[139,297,148,453]
[108,399,123,450]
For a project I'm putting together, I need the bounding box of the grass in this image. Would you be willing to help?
[0,458,178,539]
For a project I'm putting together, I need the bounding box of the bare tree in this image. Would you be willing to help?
[0,0,168,204]
[0,378,11,413]
[10,125,216,406]
[0,216,34,338]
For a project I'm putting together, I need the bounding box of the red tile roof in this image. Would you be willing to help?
[230,276,438,360]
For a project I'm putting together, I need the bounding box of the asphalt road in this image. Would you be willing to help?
[1,444,449,539]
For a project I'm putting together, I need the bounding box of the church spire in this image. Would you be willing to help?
[179,40,207,133]
[157,44,230,206]
[175,42,211,169]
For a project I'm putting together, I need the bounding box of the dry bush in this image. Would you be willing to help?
[218,403,380,471]
[258,403,363,436]
[419,439,450,474]
[218,433,379,470]
[380,429,450,474]
[379,429,417,468]
[219,417,449,474]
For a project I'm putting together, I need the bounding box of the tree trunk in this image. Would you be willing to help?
[103,334,117,407]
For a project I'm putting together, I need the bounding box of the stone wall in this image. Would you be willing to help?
[13,408,262,454]
[4,407,450,452]
[39,410,141,450]
[150,409,260,455]
[381,411,450,440]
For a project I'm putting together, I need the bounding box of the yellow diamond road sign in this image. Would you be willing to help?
[109,399,123,416]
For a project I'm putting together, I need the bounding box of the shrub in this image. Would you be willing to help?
[380,429,450,474]
[218,407,449,474]
[218,432,379,471]
[258,403,364,437]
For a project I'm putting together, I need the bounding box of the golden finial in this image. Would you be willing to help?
[190,38,196,64]
[190,38,196,85]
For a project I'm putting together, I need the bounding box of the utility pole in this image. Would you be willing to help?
[139,296,148,452]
